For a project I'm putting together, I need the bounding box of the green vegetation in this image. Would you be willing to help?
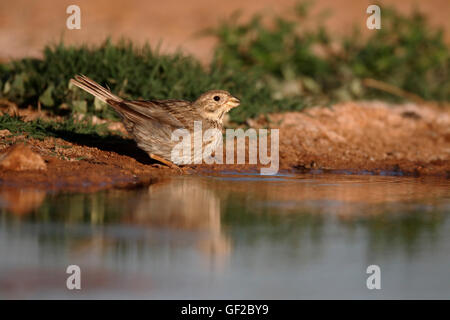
[210,3,450,105]
[0,1,449,132]
[0,40,276,123]
[0,114,113,140]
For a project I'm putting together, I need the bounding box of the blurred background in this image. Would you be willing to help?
[1,0,450,62]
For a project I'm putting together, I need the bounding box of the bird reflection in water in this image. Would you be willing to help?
[124,177,231,266]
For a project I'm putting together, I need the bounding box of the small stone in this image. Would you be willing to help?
[0,144,47,171]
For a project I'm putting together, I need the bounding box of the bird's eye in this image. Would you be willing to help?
[213,96,220,101]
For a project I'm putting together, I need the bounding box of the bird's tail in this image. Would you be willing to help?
[70,75,122,105]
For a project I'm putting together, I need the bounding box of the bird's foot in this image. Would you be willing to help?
[150,154,184,173]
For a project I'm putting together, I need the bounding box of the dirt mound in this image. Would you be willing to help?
[0,135,175,192]
[272,101,450,176]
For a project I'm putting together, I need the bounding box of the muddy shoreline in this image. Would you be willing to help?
[1,101,449,192]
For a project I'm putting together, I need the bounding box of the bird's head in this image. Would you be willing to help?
[193,90,240,122]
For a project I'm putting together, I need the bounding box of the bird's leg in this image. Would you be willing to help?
[150,153,183,172]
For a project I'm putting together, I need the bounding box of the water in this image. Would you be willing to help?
[0,173,450,299]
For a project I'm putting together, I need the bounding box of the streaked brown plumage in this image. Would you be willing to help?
[70,75,240,167]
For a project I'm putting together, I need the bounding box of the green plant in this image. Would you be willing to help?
[0,39,282,123]
[210,2,450,104]
[0,114,111,140]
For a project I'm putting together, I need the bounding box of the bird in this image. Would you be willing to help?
[70,75,240,169]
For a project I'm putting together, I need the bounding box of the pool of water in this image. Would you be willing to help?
[1,173,450,299]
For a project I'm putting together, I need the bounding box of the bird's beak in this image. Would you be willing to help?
[228,97,241,108]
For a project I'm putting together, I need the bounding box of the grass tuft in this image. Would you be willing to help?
[0,114,111,140]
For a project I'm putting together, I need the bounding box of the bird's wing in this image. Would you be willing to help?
[106,99,192,129]
[106,98,199,159]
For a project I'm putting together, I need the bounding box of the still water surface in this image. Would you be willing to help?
[1,173,450,299]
